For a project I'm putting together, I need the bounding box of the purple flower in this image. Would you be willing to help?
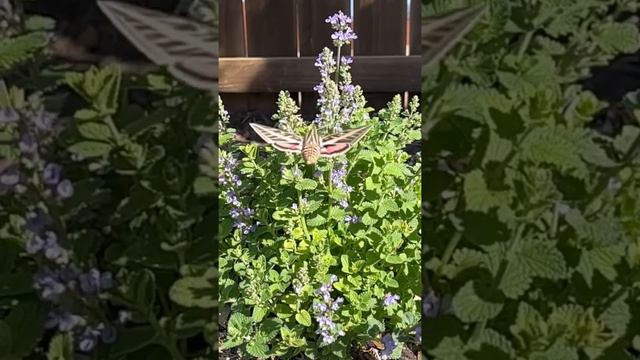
[43,163,62,185]
[33,270,66,301]
[415,325,422,343]
[325,11,357,46]
[45,309,85,332]
[33,110,54,132]
[380,334,396,359]
[0,107,19,123]
[423,291,440,318]
[0,167,19,186]
[341,56,353,65]
[79,269,113,295]
[41,231,70,264]
[383,293,400,307]
[57,179,74,199]
[77,329,97,352]
[18,133,38,154]
[100,324,117,344]
[345,214,359,223]
[341,84,355,94]
[25,209,52,234]
[26,234,45,254]
[313,275,344,346]
[331,29,358,44]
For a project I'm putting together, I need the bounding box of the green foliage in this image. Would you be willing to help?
[218,93,421,358]
[424,0,640,359]
[1,50,216,360]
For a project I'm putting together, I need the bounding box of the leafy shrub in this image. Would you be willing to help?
[0,2,216,358]
[218,11,421,360]
[423,0,640,359]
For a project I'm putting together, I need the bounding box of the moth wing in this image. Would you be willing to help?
[423,5,485,70]
[98,1,217,91]
[249,123,302,153]
[319,126,370,157]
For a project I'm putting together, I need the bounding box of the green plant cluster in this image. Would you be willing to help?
[218,91,421,358]
[0,4,217,357]
[424,0,640,359]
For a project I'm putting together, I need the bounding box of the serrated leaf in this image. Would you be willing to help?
[295,179,317,191]
[46,333,73,360]
[453,281,503,323]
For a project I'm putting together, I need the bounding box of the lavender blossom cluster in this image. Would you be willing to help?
[0,104,120,352]
[313,11,366,134]
[219,151,257,235]
[312,275,345,346]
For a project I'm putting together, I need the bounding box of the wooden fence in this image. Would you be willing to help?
[219,0,421,118]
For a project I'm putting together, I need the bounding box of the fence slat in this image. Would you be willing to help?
[220,0,245,56]
[354,0,406,55]
[298,0,350,56]
[246,0,297,56]
[219,56,421,93]
[410,0,420,55]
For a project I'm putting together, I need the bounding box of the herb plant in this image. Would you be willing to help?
[423,0,640,359]
[218,11,421,360]
[0,0,217,358]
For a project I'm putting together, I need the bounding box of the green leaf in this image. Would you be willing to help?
[295,310,312,327]
[109,326,157,356]
[295,179,317,191]
[252,306,268,322]
[130,270,156,313]
[46,333,73,360]
[0,320,11,357]
[76,122,112,141]
[169,275,216,309]
[376,199,399,217]
[452,281,503,323]
[3,302,46,357]
[594,22,640,53]
[226,312,252,341]
[67,141,112,158]
[193,176,216,195]
[601,293,630,335]
[0,273,34,297]
[382,163,405,177]
[430,337,468,360]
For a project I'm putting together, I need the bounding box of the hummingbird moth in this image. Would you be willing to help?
[97,0,217,92]
[423,5,486,70]
[249,123,370,165]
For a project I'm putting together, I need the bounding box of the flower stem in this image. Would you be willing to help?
[335,46,342,85]
[297,189,311,241]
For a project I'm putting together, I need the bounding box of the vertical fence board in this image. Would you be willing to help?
[299,0,350,56]
[246,0,296,56]
[220,0,244,57]
[410,0,420,55]
[353,0,408,111]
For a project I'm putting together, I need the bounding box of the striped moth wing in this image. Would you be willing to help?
[249,123,302,153]
[319,126,371,157]
[97,1,218,92]
[422,5,486,70]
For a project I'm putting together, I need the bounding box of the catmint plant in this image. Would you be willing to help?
[219,9,421,359]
